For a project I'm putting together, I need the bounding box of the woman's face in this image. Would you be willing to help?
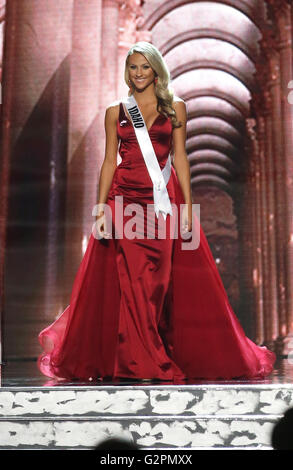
[127,52,156,91]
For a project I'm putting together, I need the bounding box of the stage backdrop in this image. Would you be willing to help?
[0,0,293,371]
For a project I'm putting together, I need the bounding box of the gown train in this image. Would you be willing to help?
[37,102,276,381]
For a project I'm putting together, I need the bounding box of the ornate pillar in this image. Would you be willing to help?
[0,0,73,359]
[241,122,262,341]
[99,0,120,108]
[260,27,288,349]
[251,78,279,348]
[257,112,272,345]
[254,132,265,344]
[0,0,9,377]
[95,0,120,187]
[262,88,279,349]
[266,0,293,350]
[258,111,279,347]
[117,1,151,99]
[118,0,140,99]
[246,119,264,344]
[275,1,293,345]
[63,0,102,300]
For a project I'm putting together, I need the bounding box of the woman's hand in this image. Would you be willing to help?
[182,203,192,233]
[96,211,111,239]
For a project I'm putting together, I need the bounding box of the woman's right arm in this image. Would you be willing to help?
[97,104,119,215]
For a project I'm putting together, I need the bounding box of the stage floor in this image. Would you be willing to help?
[1,357,293,449]
[1,356,293,387]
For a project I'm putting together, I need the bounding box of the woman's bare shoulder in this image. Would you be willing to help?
[104,100,121,123]
[106,100,120,113]
[107,99,121,109]
[173,95,185,103]
[172,96,187,122]
[172,95,186,108]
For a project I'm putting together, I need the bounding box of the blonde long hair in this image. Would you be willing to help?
[124,42,182,129]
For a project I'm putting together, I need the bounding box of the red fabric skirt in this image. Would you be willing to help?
[37,167,276,382]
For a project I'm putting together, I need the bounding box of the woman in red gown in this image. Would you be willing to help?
[37,42,276,382]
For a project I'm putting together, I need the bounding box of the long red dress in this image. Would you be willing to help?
[37,102,276,381]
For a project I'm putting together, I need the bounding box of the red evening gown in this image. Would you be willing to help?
[37,101,276,381]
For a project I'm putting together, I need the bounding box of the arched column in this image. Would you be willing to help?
[240,121,261,340]
[246,120,265,344]
[251,77,279,348]
[257,111,279,347]
[256,111,271,345]
[265,0,293,351]
[262,88,279,349]
[260,27,288,351]
[274,2,293,346]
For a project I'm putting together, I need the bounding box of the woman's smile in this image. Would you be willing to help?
[128,52,156,89]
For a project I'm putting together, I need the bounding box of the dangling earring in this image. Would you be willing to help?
[154,77,158,85]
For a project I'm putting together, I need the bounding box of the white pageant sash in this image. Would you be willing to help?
[123,94,173,220]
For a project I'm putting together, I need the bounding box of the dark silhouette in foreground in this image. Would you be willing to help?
[271,407,293,450]
[94,437,140,450]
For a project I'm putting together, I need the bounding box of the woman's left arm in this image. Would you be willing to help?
[172,100,192,232]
